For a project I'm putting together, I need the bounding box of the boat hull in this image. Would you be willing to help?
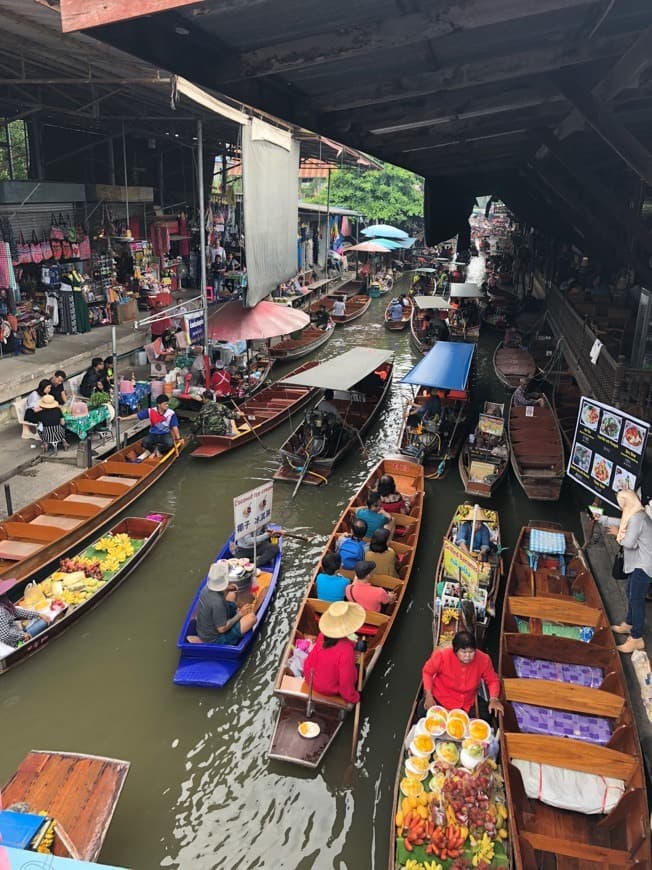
[508,395,564,501]
[397,387,470,478]
[493,341,537,390]
[269,323,334,360]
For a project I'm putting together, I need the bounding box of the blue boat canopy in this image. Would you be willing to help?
[401,341,475,391]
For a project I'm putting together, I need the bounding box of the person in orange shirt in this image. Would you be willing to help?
[422,630,503,716]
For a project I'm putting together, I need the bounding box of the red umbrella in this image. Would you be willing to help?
[208,299,310,341]
[346,241,396,253]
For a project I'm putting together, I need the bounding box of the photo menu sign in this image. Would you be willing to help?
[567,397,649,507]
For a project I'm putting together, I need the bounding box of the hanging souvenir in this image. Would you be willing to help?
[17,232,31,264]
[29,231,43,264]
[50,214,64,241]
[40,236,53,260]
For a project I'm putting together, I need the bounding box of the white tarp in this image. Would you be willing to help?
[414,295,450,310]
[281,347,393,390]
[449,282,484,298]
[242,119,299,308]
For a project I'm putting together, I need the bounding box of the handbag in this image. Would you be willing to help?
[71,241,80,258]
[50,213,64,241]
[61,239,72,259]
[50,239,62,260]
[17,232,31,264]
[67,225,77,243]
[29,231,43,264]
[78,235,91,259]
[40,237,53,260]
[612,546,627,580]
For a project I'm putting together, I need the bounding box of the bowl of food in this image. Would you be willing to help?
[424,714,447,737]
[400,777,425,798]
[298,721,320,739]
[409,734,435,758]
[405,756,430,780]
[445,716,468,741]
[468,718,492,743]
[460,738,485,770]
[435,740,460,766]
[426,704,448,719]
[414,717,430,737]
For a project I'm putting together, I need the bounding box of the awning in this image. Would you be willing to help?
[402,341,475,391]
[281,347,393,390]
[410,267,438,273]
[1,846,128,869]
[208,299,310,341]
[393,237,417,249]
[345,241,396,253]
[361,224,408,240]
[449,282,484,298]
[413,296,450,310]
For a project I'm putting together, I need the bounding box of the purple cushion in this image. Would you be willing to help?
[513,656,603,688]
[513,702,612,745]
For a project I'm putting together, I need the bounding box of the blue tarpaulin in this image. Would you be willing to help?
[0,846,128,869]
[401,341,474,391]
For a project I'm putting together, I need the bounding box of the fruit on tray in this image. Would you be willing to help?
[94,533,135,572]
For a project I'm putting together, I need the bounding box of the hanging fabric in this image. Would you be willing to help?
[29,231,43,264]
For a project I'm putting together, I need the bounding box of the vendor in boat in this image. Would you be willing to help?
[316,552,350,602]
[318,389,343,424]
[303,600,366,704]
[513,377,545,408]
[312,305,330,330]
[230,527,280,568]
[408,389,449,427]
[355,491,396,539]
[195,561,256,645]
[126,394,181,460]
[192,390,244,436]
[345,559,396,612]
[210,361,231,397]
[422,630,503,717]
[368,528,399,578]
[336,518,369,569]
[455,519,491,562]
[389,299,404,321]
[0,595,51,648]
[332,296,347,318]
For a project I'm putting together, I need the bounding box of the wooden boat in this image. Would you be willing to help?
[268,457,424,768]
[553,370,582,450]
[174,533,283,688]
[369,276,391,297]
[433,503,503,649]
[447,309,481,342]
[0,514,171,676]
[458,401,510,498]
[271,276,332,309]
[273,347,394,487]
[310,293,371,324]
[508,394,565,501]
[0,750,130,861]
[384,298,412,331]
[499,522,651,868]
[269,322,334,361]
[409,296,449,355]
[399,386,471,478]
[329,278,364,298]
[190,361,319,459]
[0,438,185,588]
[493,340,537,389]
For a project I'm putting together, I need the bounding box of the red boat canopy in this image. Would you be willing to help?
[208,300,310,341]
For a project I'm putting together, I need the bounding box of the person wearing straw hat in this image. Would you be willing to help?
[36,393,67,453]
[303,601,366,704]
[195,560,255,644]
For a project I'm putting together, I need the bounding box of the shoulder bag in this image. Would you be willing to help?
[612,546,627,580]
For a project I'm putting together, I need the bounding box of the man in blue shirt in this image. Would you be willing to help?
[336,518,369,569]
[389,300,404,321]
[316,552,350,602]
[356,492,395,539]
[455,520,491,561]
[131,394,181,459]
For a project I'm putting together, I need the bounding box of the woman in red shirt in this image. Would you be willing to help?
[422,630,503,716]
[303,601,365,704]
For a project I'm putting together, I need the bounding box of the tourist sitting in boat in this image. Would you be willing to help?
[191,391,243,436]
[399,294,410,308]
[303,601,366,704]
[374,473,411,514]
[0,595,51,648]
[79,357,107,398]
[127,394,181,460]
[355,492,396,539]
[336,518,369,569]
[332,296,347,317]
[368,529,399,577]
[513,377,545,408]
[455,520,491,561]
[316,552,350,602]
[230,528,280,568]
[195,561,256,645]
[345,559,396,612]
[312,305,330,330]
[422,629,503,716]
[389,299,404,321]
[210,361,231,396]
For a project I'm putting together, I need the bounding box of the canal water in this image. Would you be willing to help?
[0,277,590,870]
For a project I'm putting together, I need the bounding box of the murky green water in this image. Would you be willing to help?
[0,273,590,870]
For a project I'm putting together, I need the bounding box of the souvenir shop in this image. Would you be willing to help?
[296,204,361,274]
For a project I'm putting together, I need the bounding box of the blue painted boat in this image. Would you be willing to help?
[173,534,283,688]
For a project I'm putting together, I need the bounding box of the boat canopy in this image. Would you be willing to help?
[413,295,449,310]
[402,341,474,391]
[281,346,393,390]
[2,846,128,869]
[410,267,438,273]
[449,282,484,298]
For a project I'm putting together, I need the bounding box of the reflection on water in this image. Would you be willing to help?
[0,276,589,870]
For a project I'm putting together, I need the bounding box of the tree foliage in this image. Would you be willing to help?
[0,120,29,181]
[305,163,423,224]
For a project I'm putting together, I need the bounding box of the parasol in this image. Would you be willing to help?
[346,240,398,253]
[208,300,310,341]
[361,224,409,240]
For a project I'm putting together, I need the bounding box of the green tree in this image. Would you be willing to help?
[0,120,29,181]
[305,163,423,224]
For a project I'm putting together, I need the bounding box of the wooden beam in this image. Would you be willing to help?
[230,0,602,80]
[60,0,204,33]
[318,33,633,114]
[553,73,652,187]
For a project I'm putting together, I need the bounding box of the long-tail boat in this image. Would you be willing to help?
[0,750,130,862]
[175,356,274,409]
[268,457,423,768]
[458,401,509,497]
[0,513,171,676]
[190,361,319,459]
[553,369,583,450]
[273,347,393,488]
[327,278,364,298]
[174,533,283,688]
[409,296,449,355]
[398,341,475,478]
[447,282,483,342]
[508,394,565,501]
[0,439,185,587]
[498,522,651,868]
[269,322,334,361]
[310,293,371,324]
[384,298,412,331]
[493,340,537,390]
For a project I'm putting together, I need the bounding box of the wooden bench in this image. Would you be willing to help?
[78,479,132,497]
[503,678,625,719]
[39,498,102,518]
[103,461,150,478]
[3,521,62,543]
[507,595,602,627]
[520,832,630,866]
[278,673,351,709]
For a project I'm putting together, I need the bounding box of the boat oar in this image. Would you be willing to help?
[227,398,277,455]
[306,670,314,719]
[291,447,317,498]
[352,426,369,460]
[273,528,313,543]
[350,645,366,763]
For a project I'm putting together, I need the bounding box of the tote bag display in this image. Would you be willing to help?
[29,232,43,264]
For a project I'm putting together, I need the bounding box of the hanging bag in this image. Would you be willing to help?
[51,238,62,261]
[67,224,77,243]
[29,231,43,264]
[50,213,64,241]
[612,546,627,580]
[78,234,91,260]
[71,240,80,258]
[61,238,72,259]
[40,235,53,261]
[17,232,31,264]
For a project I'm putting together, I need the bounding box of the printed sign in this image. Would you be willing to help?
[233,481,274,543]
[478,413,504,437]
[442,539,490,594]
[184,311,204,344]
[567,396,650,507]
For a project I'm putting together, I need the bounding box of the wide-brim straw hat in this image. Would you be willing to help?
[319,600,366,639]
[39,394,59,409]
[206,560,229,592]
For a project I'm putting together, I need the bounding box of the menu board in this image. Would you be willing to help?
[567,397,649,507]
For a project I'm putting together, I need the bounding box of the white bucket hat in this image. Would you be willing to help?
[206,561,229,592]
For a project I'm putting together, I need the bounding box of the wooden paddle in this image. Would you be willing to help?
[350,648,366,763]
